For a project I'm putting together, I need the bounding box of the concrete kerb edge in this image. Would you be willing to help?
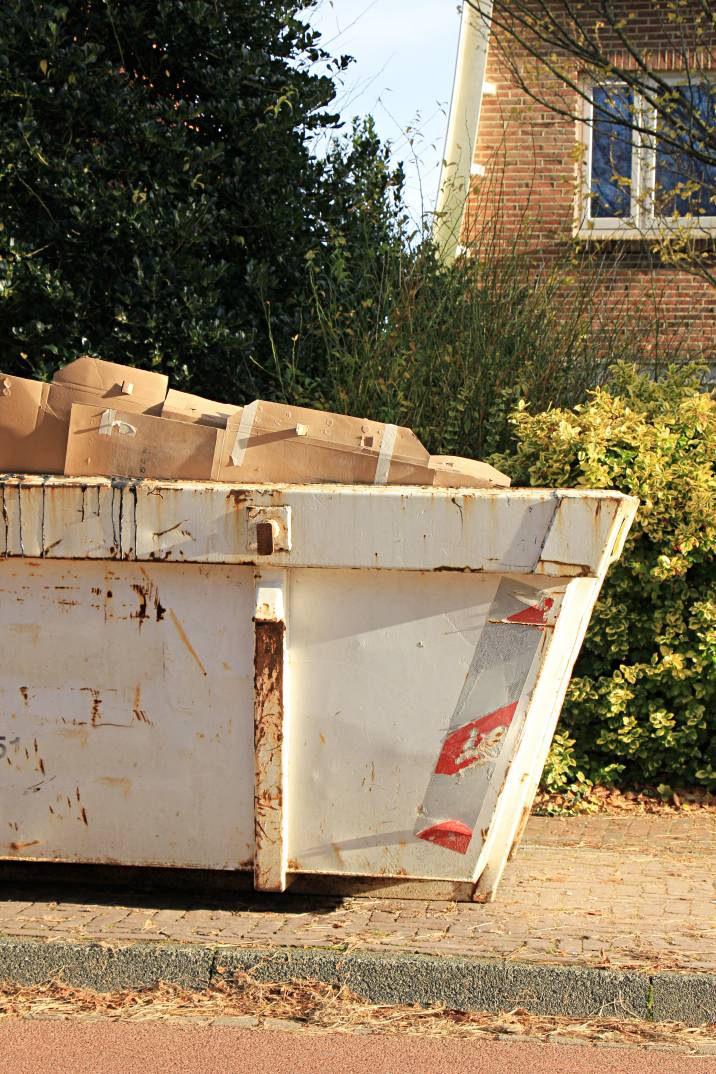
[0,936,214,993]
[650,971,716,1026]
[0,937,713,1025]
[216,946,653,1021]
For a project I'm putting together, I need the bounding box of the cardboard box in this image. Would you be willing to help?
[64,404,222,481]
[64,399,434,485]
[0,375,66,474]
[216,401,431,484]
[60,401,508,489]
[52,357,168,415]
[0,358,169,475]
[63,398,512,489]
[162,388,242,428]
[3,358,512,488]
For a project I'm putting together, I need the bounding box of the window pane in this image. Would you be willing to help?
[655,83,716,217]
[590,86,634,218]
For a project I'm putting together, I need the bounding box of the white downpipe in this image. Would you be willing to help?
[433,0,493,262]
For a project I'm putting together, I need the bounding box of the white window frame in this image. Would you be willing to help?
[575,74,716,239]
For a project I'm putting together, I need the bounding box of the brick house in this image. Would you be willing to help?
[435,1,716,360]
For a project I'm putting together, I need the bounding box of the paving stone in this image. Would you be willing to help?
[0,814,713,993]
[212,1015,260,1028]
[262,1018,307,1031]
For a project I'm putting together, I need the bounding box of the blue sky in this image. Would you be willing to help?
[310,0,462,227]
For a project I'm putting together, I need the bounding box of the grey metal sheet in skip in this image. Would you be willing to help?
[415,578,561,854]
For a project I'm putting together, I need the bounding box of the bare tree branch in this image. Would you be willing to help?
[464,0,716,165]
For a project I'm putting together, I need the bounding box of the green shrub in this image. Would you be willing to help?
[497,365,716,790]
[277,211,670,459]
[0,2,403,400]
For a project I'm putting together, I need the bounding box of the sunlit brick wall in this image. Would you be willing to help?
[463,6,716,362]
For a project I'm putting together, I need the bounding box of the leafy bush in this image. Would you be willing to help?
[498,365,716,790]
[279,213,669,458]
[0,2,403,400]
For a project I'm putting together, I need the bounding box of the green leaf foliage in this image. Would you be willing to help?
[498,365,716,790]
[0,1,402,398]
[284,233,655,458]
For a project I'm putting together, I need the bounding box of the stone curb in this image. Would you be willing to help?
[0,937,714,1026]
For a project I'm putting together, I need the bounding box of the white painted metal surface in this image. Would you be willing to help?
[0,476,637,900]
[434,0,494,261]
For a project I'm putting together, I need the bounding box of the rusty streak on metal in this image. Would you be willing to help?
[433,565,480,573]
[253,617,285,892]
[535,560,591,576]
[508,801,533,862]
[168,609,207,676]
[152,519,189,539]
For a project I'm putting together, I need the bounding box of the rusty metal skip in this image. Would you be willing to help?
[0,476,637,901]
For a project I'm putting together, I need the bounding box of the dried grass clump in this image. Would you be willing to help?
[0,974,715,1052]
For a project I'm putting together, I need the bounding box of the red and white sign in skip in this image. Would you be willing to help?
[415,580,559,856]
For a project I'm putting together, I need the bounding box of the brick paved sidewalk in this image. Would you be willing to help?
[0,814,714,976]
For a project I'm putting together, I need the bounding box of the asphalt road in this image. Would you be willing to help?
[1,1020,715,1074]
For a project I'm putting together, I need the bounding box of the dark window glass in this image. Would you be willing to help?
[590,86,634,218]
[655,83,716,216]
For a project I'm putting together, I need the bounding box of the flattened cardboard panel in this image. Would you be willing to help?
[219,400,431,485]
[429,455,511,489]
[0,374,66,474]
[64,404,221,481]
[3,369,511,490]
[53,357,168,414]
[162,389,242,428]
[220,438,382,484]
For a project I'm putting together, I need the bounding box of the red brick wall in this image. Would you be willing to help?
[464,6,716,362]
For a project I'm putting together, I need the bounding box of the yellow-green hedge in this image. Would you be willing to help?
[496,365,716,791]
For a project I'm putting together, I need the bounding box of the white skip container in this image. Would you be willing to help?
[0,475,637,901]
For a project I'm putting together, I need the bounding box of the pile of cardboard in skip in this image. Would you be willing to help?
[0,357,510,488]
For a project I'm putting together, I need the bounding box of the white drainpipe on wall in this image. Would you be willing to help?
[433,0,493,262]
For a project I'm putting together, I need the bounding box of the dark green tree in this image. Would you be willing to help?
[0,1,404,400]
